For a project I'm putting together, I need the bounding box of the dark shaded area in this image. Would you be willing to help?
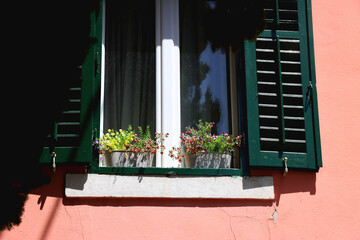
[204,0,266,52]
[0,0,267,231]
[1,0,97,230]
[64,196,273,208]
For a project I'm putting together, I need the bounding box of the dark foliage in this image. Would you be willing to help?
[204,0,266,52]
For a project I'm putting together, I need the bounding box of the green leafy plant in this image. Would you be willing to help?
[169,120,241,162]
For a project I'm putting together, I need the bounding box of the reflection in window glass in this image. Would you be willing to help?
[180,0,231,134]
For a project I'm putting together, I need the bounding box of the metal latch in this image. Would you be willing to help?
[51,152,56,172]
[282,157,288,176]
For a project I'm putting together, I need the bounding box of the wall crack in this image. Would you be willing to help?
[219,209,236,240]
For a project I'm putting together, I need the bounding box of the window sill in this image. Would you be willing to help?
[90,166,242,176]
[65,174,274,199]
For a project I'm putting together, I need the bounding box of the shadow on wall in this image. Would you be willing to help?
[30,167,316,210]
[273,171,316,206]
[1,0,98,231]
[252,170,317,206]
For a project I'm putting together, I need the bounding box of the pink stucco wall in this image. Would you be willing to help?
[2,0,360,239]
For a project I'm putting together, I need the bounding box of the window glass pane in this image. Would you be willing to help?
[180,0,231,134]
[104,0,155,133]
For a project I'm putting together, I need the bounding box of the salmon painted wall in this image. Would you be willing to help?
[2,0,360,239]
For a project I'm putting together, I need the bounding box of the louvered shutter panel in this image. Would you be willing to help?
[244,0,321,170]
[40,1,102,164]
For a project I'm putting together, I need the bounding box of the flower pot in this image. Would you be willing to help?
[103,151,154,167]
[184,152,232,169]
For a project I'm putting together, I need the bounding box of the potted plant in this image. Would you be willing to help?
[94,126,168,167]
[169,120,241,168]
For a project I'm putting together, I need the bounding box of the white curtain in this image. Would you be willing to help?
[104,0,156,133]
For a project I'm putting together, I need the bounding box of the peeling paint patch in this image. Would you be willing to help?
[272,209,278,224]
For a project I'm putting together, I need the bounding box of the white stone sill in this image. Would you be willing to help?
[65,174,274,199]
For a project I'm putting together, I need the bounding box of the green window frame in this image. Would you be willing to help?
[40,0,321,175]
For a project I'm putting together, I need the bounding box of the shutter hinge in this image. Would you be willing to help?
[307,83,313,107]
[95,51,101,76]
[92,128,99,158]
[93,128,98,139]
[241,132,246,148]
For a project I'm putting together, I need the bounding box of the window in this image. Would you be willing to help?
[41,0,322,174]
[101,0,240,168]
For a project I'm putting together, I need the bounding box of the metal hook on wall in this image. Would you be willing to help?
[282,157,288,176]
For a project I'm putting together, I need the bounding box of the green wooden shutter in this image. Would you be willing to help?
[40,0,102,164]
[244,0,322,170]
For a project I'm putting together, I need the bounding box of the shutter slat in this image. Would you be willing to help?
[264,0,299,32]
[255,32,306,153]
[57,72,82,147]
[43,69,83,148]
